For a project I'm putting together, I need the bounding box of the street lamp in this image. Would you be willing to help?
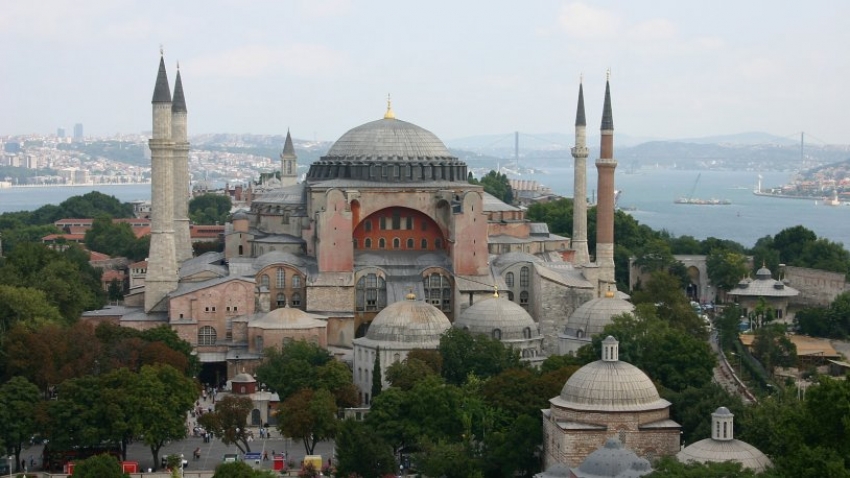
[6,455,12,478]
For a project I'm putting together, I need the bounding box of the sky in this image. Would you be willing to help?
[2,0,849,145]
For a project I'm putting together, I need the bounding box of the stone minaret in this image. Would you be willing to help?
[171,65,193,263]
[595,73,617,290]
[280,129,298,186]
[145,54,179,312]
[570,80,590,265]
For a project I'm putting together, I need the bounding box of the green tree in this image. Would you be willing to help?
[0,376,41,473]
[131,364,197,470]
[648,456,758,477]
[277,388,339,455]
[189,193,232,225]
[526,197,573,236]
[481,414,542,478]
[415,439,481,478]
[371,346,383,401]
[213,461,278,478]
[108,278,124,303]
[84,214,147,261]
[71,453,129,478]
[255,340,333,402]
[198,395,255,454]
[772,225,817,264]
[470,170,513,204]
[706,248,749,293]
[386,356,438,390]
[439,328,522,386]
[334,420,396,478]
[630,271,707,339]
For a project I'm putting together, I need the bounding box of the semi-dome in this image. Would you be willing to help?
[677,407,773,472]
[306,113,468,183]
[365,295,451,344]
[455,295,537,340]
[534,463,572,478]
[250,307,326,330]
[231,372,256,383]
[253,250,307,269]
[563,293,634,338]
[555,336,668,412]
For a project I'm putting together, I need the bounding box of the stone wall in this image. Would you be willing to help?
[785,265,849,307]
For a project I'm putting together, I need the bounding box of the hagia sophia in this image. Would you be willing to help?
[83,54,771,472]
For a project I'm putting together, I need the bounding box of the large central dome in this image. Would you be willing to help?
[306,114,468,183]
[325,118,454,161]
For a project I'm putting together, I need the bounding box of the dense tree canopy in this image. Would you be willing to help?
[439,328,523,385]
[469,170,513,204]
[71,453,129,478]
[0,376,41,472]
[189,193,232,225]
[84,214,149,261]
[198,395,255,454]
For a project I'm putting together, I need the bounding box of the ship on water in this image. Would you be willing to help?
[674,173,732,205]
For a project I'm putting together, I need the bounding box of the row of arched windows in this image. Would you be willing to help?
[259,269,303,289]
[355,237,443,250]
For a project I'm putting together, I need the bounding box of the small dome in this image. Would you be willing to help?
[755,266,773,279]
[366,296,451,345]
[556,337,666,412]
[677,439,772,472]
[573,439,653,477]
[250,307,326,330]
[231,372,256,383]
[232,210,249,221]
[564,296,634,338]
[455,295,537,340]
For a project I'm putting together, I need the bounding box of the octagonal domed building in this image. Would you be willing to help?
[677,407,772,472]
[543,336,681,469]
[454,293,544,363]
[558,292,635,355]
[352,293,451,404]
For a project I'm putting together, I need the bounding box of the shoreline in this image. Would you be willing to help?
[4,182,150,189]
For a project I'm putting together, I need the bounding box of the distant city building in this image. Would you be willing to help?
[57,127,66,138]
[73,123,84,141]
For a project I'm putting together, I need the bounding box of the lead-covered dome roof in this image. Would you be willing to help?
[365,295,451,345]
[554,336,668,412]
[573,439,653,477]
[250,307,327,330]
[563,294,634,338]
[455,296,538,340]
[306,115,468,183]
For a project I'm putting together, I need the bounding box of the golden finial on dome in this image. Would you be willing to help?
[493,285,499,298]
[405,286,415,300]
[384,93,395,119]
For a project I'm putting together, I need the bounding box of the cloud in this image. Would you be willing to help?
[557,2,622,39]
[187,43,346,78]
[298,0,352,17]
[627,18,677,41]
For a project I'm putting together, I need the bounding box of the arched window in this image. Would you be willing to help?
[492,329,502,340]
[291,292,302,307]
[520,266,530,287]
[255,335,264,352]
[394,353,401,363]
[259,274,270,288]
[292,275,301,288]
[393,238,400,249]
[505,272,515,288]
[423,272,451,312]
[276,268,285,288]
[198,326,217,345]
[238,245,243,255]
[407,238,414,249]
[507,291,514,301]
[435,238,443,249]
[523,327,532,339]
[520,291,529,309]
[365,220,372,232]
[356,273,387,312]
[379,238,386,249]
[365,238,372,249]
[276,293,286,307]
[421,239,428,249]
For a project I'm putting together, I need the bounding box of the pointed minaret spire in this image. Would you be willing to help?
[152,53,172,104]
[570,77,590,265]
[280,129,298,186]
[601,70,614,131]
[172,63,187,113]
[171,63,192,263]
[595,71,618,293]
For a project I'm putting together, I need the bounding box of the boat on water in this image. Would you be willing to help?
[674,197,732,205]
[675,173,732,205]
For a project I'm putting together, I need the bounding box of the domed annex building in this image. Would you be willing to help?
[677,407,772,472]
[352,293,451,403]
[454,291,545,364]
[727,265,799,323]
[542,336,681,468]
[558,291,635,355]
